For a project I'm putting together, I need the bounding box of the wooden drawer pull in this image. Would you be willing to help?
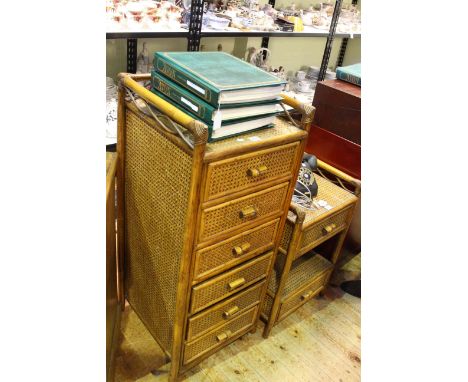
[239,206,257,219]
[228,277,246,291]
[232,242,251,257]
[222,305,240,319]
[322,223,337,235]
[247,165,268,178]
[216,330,232,342]
[301,291,313,301]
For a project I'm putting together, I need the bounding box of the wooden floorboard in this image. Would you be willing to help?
[114,284,360,382]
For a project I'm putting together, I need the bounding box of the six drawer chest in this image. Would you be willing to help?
[118,73,315,381]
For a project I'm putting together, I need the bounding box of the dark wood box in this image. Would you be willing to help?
[311,79,361,145]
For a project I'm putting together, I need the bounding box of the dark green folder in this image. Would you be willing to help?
[154,51,286,107]
[151,89,276,142]
[151,70,281,125]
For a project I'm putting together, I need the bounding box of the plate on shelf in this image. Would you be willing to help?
[311,24,330,31]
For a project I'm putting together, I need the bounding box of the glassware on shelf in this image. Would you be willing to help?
[106,77,118,102]
[106,0,183,31]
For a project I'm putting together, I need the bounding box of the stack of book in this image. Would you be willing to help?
[151,51,287,141]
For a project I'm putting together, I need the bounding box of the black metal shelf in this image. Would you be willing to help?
[106,31,189,39]
[106,30,360,40]
[201,30,359,38]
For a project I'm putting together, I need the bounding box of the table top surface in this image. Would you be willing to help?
[290,174,357,227]
[319,79,361,98]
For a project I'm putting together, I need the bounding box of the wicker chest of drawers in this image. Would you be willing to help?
[117,74,314,381]
[261,171,359,338]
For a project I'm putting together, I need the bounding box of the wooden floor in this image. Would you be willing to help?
[114,256,361,382]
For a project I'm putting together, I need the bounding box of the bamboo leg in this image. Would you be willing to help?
[116,83,127,311]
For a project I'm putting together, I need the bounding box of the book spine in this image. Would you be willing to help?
[154,54,220,106]
[151,73,214,123]
[151,88,215,138]
[336,69,361,86]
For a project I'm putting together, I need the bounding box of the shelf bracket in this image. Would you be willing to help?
[260,0,276,57]
[335,0,358,68]
[187,0,205,51]
[127,38,138,74]
[318,0,343,82]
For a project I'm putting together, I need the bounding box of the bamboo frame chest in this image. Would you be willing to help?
[261,166,359,338]
[117,74,314,381]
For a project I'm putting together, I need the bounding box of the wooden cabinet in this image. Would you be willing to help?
[117,74,314,381]
[306,79,361,180]
[261,172,359,338]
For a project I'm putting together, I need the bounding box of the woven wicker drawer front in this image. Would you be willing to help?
[190,252,273,314]
[199,182,289,242]
[278,269,332,321]
[194,219,279,282]
[187,281,264,341]
[204,142,298,201]
[184,306,257,365]
[298,207,352,255]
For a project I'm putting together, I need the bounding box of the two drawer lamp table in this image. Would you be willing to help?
[261,164,360,337]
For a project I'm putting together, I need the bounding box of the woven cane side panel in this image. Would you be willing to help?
[195,219,278,281]
[299,208,351,254]
[278,270,332,321]
[184,306,257,364]
[187,281,264,341]
[206,143,297,200]
[279,220,293,251]
[268,267,279,294]
[262,293,274,317]
[125,109,192,352]
[190,253,272,314]
[199,183,289,242]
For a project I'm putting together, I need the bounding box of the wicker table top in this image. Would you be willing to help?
[290,174,357,227]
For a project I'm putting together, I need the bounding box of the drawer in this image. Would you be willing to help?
[204,142,299,201]
[198,182,289,243]
[193,219,279,282]
[190,252,273,314]
[187,281,264,341]
[278,269,332,321]
[184,306,258,365]
[297,206,352,257]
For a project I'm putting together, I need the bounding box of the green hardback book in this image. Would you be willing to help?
[151,70,282,125]
[336,63,361,86]
[152,89,276,142]
[154,51,287,107]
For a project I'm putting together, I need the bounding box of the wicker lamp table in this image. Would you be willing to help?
[261,164,359,338]
[117,73,315,381]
